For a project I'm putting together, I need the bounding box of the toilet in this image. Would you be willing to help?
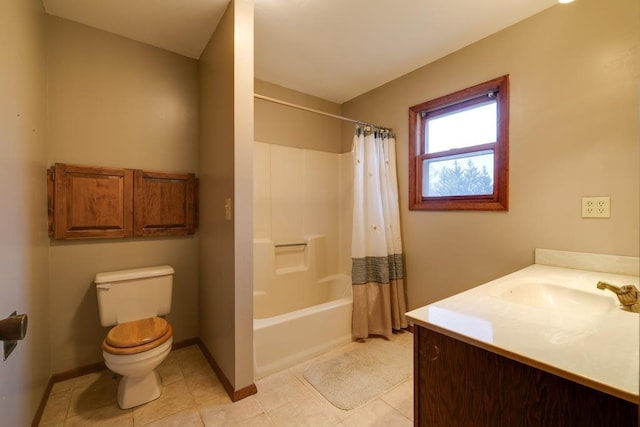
[94,265,175,409]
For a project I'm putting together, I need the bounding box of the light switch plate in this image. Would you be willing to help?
[224,198,232,221]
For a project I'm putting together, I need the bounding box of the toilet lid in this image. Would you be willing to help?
[106,317,170,348]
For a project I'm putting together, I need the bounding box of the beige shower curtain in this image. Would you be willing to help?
[351,125,407,339]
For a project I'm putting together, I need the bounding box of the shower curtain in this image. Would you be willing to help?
[351,125,408,339]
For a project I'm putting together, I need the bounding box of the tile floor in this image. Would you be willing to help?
[39,332,414,426]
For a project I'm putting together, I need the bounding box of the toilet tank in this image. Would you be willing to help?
[95,265,174,327]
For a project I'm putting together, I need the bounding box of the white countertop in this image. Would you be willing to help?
[406,249,640,403]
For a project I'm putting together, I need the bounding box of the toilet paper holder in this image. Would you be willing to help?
[0,311,28,361]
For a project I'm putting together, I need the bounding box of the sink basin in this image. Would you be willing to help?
[499,282,616,312]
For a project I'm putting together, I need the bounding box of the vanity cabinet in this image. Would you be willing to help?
[414,325,638,427]
[48,163,197,239]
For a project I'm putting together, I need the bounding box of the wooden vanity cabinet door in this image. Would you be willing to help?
[414,326,638,427]
[133,170,196,237]
[52,163,133,239]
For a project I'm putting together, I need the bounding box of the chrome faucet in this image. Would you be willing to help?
[596,281,640,313]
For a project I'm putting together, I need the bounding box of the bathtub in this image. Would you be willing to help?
[253,274,353,379]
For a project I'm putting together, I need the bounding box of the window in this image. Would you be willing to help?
[409,75,509,210]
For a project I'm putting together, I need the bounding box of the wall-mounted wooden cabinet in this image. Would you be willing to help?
[48,163,198,240]
[134,170,197,237]
[48,163,133,240]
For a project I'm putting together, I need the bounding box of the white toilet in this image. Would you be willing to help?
[94,265,175,409]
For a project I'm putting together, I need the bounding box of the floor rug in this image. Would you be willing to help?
[303,338,412,410]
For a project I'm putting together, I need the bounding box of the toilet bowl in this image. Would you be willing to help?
[94,265,175,409]
[102,317,173,408]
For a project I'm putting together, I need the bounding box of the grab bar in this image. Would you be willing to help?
[274,242,307,248]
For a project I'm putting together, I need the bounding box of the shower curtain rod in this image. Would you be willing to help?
[254,93,389,130]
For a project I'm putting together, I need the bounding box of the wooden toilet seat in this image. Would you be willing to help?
[103,317,173,355]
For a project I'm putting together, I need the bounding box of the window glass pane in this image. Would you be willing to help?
[426,101,496,153]
[422,151,494,197]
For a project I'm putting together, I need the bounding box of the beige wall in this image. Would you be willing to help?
[46,16,200,372]
[0,0,50,425]
[233,0,254,390]
[199,0,254,391]
[255,79,342,153]
[343,0,640,309]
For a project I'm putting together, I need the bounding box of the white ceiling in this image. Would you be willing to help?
[42,0,559,103]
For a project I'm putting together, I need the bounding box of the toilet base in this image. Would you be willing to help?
[117,370,162,409]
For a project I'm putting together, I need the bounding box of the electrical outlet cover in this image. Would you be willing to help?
[582,197,610,218]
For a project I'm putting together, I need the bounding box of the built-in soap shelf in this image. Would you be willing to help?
[275,266,308,275]
[275,243,308,274]
[253,235,329,296]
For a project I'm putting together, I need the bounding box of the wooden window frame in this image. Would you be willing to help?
[409,75,509,211]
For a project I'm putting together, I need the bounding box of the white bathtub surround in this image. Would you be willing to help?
[254,236,343,318]
[352,126,408,339]
[254,142,349,276]
[253,142,354,379]
[406,249,640,403]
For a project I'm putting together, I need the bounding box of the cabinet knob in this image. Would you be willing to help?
[427,344,440,361]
